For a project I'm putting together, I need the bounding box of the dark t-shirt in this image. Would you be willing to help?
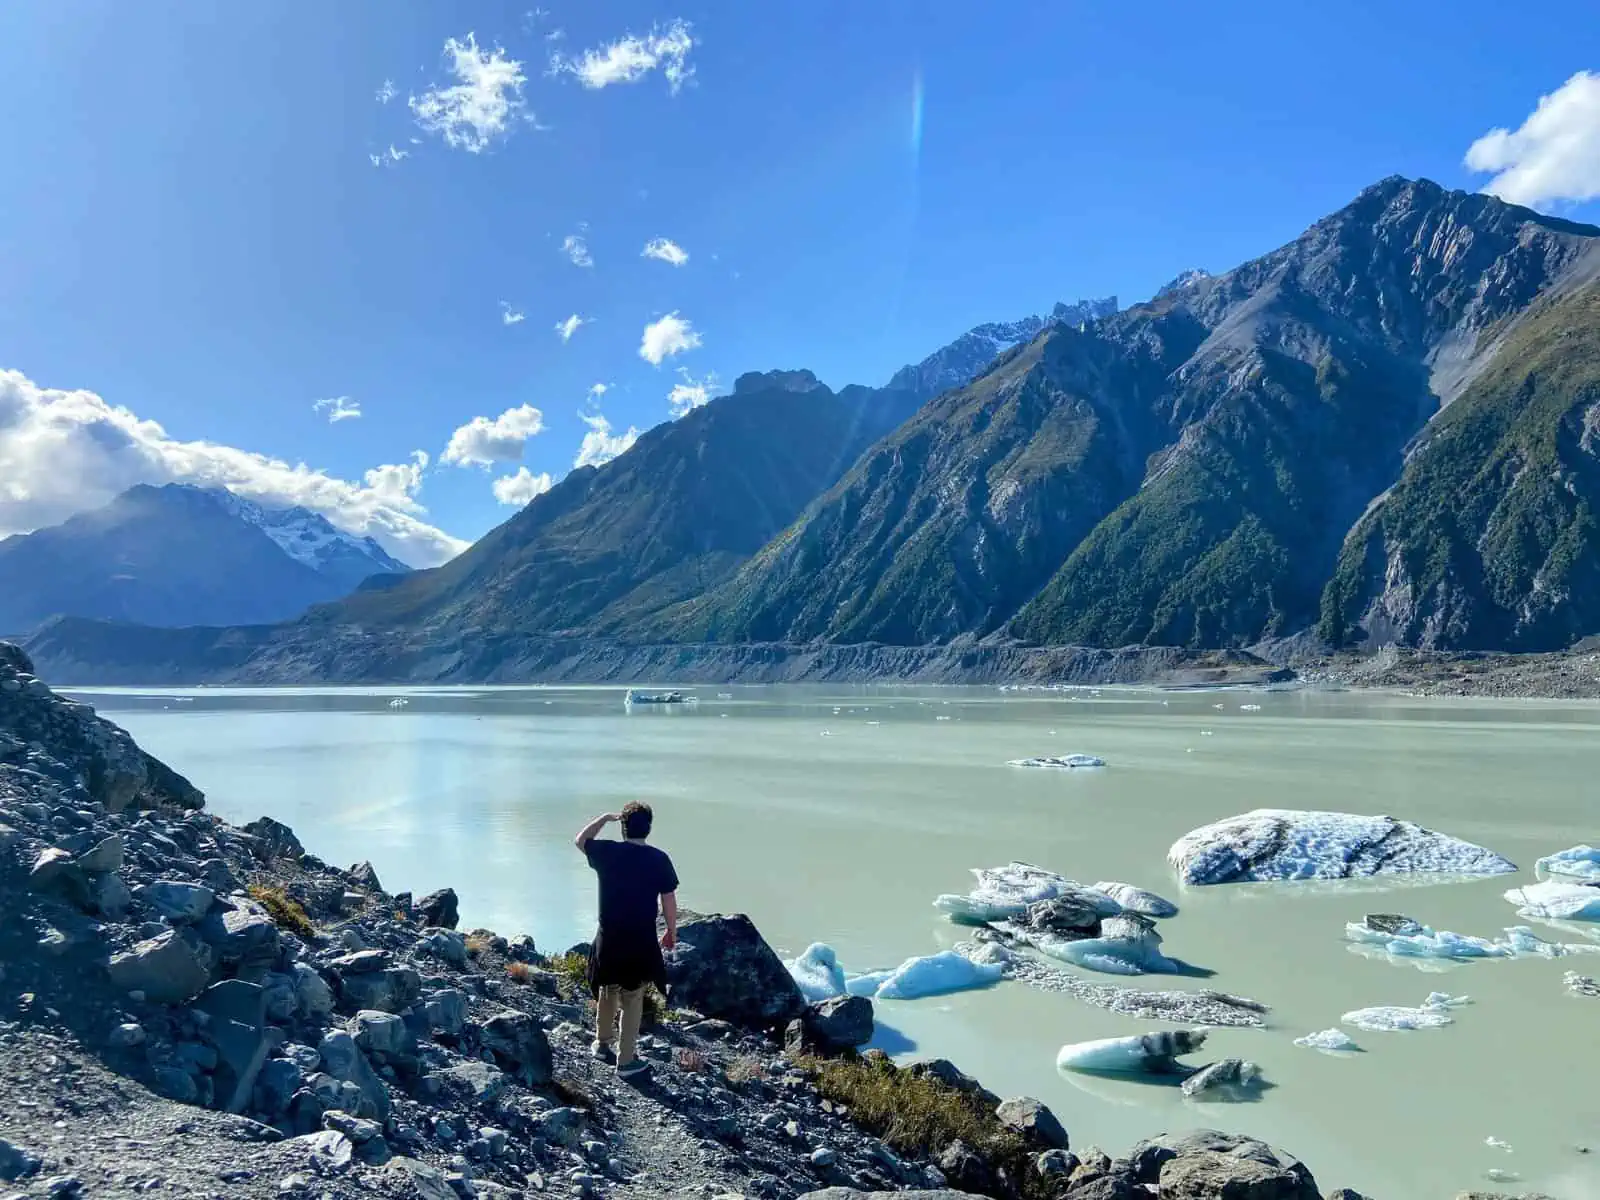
[584,839,679,941]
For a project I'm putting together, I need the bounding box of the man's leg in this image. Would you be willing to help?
[617,986,645,1067]
[594,986,619,1053]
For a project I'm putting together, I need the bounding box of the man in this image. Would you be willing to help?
[573,801,679,1081]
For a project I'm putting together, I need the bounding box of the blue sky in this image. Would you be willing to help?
[2,1,1598,563]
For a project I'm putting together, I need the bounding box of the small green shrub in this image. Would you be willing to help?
[248,883,315,939]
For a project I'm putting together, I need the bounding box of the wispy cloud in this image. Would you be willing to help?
[313,396,362,423]
[1465,71,1600,209]
[561,231,593,267]
[368,144,410,168]
[492,466,554,506]
[586,382,608,402]
[410,33,530,153]
[0,369,463,566]
[639,312,701,365]
[554,313,587,342]
[642,237,689,266]
[376,79,397,104]
[500,301,526,326]
[667,368,718,418]
[552,19,695,94]
[574,411,641,469]
[441,404,547,467]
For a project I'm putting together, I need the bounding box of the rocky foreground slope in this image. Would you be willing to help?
[0,639,1483,1200]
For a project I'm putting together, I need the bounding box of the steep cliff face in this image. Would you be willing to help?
[1320,280,1600,650]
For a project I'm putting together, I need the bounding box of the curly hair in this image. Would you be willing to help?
[621,801,654,840]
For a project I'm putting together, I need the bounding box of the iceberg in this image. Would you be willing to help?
[1056,1030,1207,1075]
[1008,754,1106,769]
[1537,845,1600,882]
[1032,914,1179,977]
[934,862,1122,925]
[1169,809,1517,885]
[1344,917,1509,959]
[845,950,1003,1001]
[1564,971,1600,998]
[1180,1058,1264,1100]
[785,943,847,1003]
[1505,880,1600,921]
[1341,991,1468,1032]
[1294,1028,1359,1052]
[1093,881,1180,918]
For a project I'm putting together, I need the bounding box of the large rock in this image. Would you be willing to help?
[665,913,806,1031]
[241,816,304,862]
[996,1095,1069,1150]
[137,880,216,924]
[317,1030,391,1121]
[194,980,272,1114]
[27,847,91,909]
[108,930,213,1004]
[1129,1132,1317,1199]
[1158,1150,1313,1198]
[477,1011,552,1084]
[804,995,874,1051]
[416,888,459,929]
[201,905,281,981]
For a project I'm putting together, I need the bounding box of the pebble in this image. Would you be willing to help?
[809,1147,837,1168]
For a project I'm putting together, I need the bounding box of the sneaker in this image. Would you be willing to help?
[590,1040,616,1065]
[616,1058,652,1083]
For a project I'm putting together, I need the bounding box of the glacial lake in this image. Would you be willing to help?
[68,683,1600,1199]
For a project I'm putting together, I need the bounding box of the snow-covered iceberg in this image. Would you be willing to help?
[1537,845,1600,882]
[1294,1028,1359,1052]
[1029,914,1178,977]
[785,943,847,1002]
[1168,809,1516,885]
[1180,1058,1264,1099]
[1341,991,1468,1031]
[844,950,1004,1001]
[1093,881,1179,918]
[1009,754,1106,769]
[1346,914,1600,960]
[933,863,1122,925]
[1504,880,1600,921]
[1056,1030,1207,1075]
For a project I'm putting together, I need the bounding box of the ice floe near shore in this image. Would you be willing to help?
[844,950,1003,1000]
[1093,881,1180,917]
[1505,879,1600,921]
[1168,809,1517,884]
[1341,991,1468,1031]
[1008,754,1106,769]
[1537,845,1600,881]
[1056,1030,1208,1075]
[785,943,847,1002]
[933,862,1123,925]
[1294,1028,1359,1052]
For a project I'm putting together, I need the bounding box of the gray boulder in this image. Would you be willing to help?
[317,1030,391,1121]
[996,1095,1069,1150]
[804,995,874,1051]
[240,816,304,862]
[137,880,215,924]
[194,979,272,1114]
[76,835,124,874]
[435,1060,506,1104]
[292,963,335,1019]
[335,963,420,1014]
[0,1137,42,1181]
[352,1010,416,1066]
[382,1158,456,1200]
[201,906,280,981]
[664,912,806,1031]
[423,988,468,1037]
[1158,1149,1313,1199]
[416,888,459,929]
[1128,1132,1317,1198]
[477,1010,552,1084]
[108,930,212,1004]
[28,847,91,909]
[92,873,133,918]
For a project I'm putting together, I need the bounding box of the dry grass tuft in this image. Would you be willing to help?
[674,1047,708,1073]
[725,1054,764,1086]
[248,883,315,939]
[465,934,491,957]
[547,951,590,997]
[506,961,539,984]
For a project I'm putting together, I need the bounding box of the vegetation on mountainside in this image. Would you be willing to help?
[248,883,315,938]
[1319,281,1600,650]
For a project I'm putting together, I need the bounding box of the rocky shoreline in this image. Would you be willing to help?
[0,639,1552,1200]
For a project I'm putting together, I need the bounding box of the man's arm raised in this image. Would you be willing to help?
[660,891,678,950]
[574,811,621,851]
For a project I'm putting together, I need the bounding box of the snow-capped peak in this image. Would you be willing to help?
[197,486,410,575]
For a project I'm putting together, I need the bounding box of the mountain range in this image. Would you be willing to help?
[0,484,408,634]
[18,176,1600,682]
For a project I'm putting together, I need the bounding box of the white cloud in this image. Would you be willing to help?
[0,368,464,566]
[368,144,410,168]
[553,19,695,94]
[639,312,701,365]
[554,313,587,342]
[500,301,526,326]
[376,79,397,104]
[492,466,554,506]
[667,368,718,418]
[561,232,593,267]
[312,396,362,423]
[586,382,608,401]
[574,411,641,469]
[410,33,529,153]
[441,403,546,468]
[641,237,689,266]
[1465,71,1600,209]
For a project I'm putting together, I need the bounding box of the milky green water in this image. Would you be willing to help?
[71,684,1600,1199]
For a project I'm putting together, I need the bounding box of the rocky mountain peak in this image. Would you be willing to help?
[732,369,826,396]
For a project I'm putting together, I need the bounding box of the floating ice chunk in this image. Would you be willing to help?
[1056,1030,1207,1075]
[388,697,408,708]
[1504,879,1600,921]
[1485,1136,1513,1153]
[847,951,1003,1001]
[1034,915,1177,977]
[1008,754,1106,769]
[785,943,847,1003]
[934,862,1121,925]
[1181,1058,1263,1099]
[1239,703,1262,711]
[1537,845,1600,882]
[1294,1028,1359,1052]
[1342,992,1466,1031]
[1564,971,1600,998]
[1169,809,1517,885]
[1344,918,1509,959]
[1092,882,1180,918]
